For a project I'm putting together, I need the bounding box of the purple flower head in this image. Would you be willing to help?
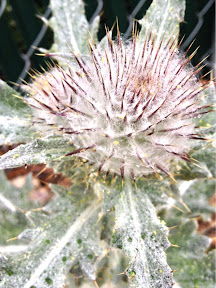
[27,31,211,181]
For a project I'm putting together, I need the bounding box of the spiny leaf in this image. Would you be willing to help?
[0,80,30,118]
[98,177,171,215]
[114,180,173,288]
[54,156,88,179]
[0,171,36,245]
[176,144,216,181]
[176,160,211,180]
[164,177,215,288]
[169,178,215,221]
[191,145,216,178]
[182,178,215,218]
[89,15,100,43]
[0,80,36,145]
[0,183,103,288]
[50,0,99,55]
[0,136,75,169]
[167,220,215,288]
[92,249,129,288]
[139,0,185,44]
[190,82,216,178]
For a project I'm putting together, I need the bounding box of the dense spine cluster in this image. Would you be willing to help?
[27,30,211,181]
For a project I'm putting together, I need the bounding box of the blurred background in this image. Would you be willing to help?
[0,0,215,86]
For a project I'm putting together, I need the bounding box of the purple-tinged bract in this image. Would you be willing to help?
[27,32,210,180]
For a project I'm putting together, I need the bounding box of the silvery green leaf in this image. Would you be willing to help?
[98,30,112,50]
[139,0,185,44]
[0,80,36,145]
[54,157,85,179]
[114,181,172,288]
[89,16,100,43]
[102,252,129,288]
[50,0,99,55]
[191,145,216,178]
[0,172,35,211]
[0,183,103,288]
[164,180,215,288]
[196,82,216,138]
[169,178,215,225]
[0,81,30,119]
[176,159,211,181]
[184,82,215,179]
[137,178,172,207]
[180,179,215,219]
[0,136,75,169]
[92,249,129,288]
[0,171,36,245]
[99,177,170,215]
[202,80,216,105]
[167,220,215,288]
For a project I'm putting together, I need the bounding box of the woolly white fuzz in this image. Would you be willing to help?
[27,34,209,179]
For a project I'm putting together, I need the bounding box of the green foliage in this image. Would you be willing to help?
[0,136,74,169]
[0,0,215,287]
[139,0,185,44]
[164,170,215,287]
[176,82,216,181]
[181,179,215,218]
[0,182,102,288]
[50,0,99,54]
[167,221,215,288]
[0,171,36,244]
[114,182,172,287]
[0,80,36,145]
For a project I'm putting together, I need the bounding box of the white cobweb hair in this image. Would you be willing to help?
[26,28,212,182]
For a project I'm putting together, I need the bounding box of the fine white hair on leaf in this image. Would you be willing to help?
[26,29,211,181]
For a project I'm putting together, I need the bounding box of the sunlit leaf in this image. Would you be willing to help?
[0,80,36,145]
[0,183,103,288]
[139,0,185,44]
[0,136,75,169]
[114,181,173,287]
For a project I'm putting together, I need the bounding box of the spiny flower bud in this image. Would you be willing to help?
[27,31,211,181]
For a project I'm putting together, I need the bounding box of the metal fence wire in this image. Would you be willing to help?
[0,0,215,84]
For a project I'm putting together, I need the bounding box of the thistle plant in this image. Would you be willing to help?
[27,30,211,181]
[0,0,215,288]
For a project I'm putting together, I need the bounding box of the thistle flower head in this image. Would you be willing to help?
[27,31,210,180]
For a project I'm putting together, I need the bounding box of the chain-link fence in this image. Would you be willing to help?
[0,0,215,84]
